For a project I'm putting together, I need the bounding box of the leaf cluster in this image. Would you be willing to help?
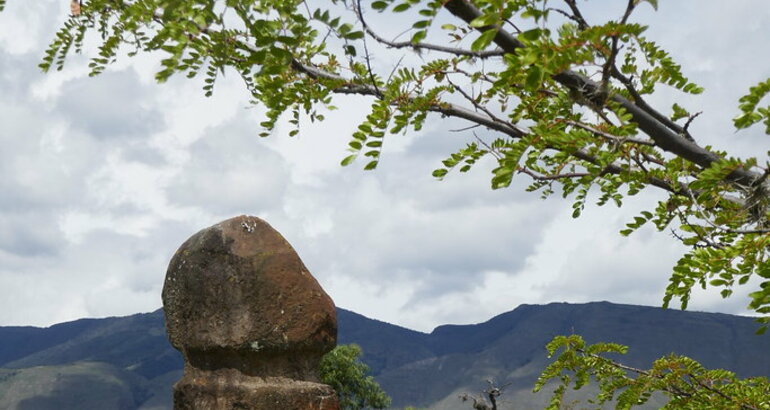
[320,344,392,410]
[535,334,770,409]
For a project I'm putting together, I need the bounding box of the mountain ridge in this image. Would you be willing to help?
[1,301,768,409]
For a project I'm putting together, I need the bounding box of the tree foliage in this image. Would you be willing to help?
[535,334,770,409]
[320,344,391,410]
[10,0,770,406]
[30,0,770,330]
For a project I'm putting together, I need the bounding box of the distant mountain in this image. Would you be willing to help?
[1,302,768,409]
[0,310,180,410]
[374,302,770,409]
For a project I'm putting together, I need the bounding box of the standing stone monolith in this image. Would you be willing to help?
[162,215,339,410]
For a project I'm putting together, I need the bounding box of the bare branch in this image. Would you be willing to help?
[355,7,382,96]
[546,7,579,23]
[682,111,703,141]
[600,0,635,95]
[563,0,590,30]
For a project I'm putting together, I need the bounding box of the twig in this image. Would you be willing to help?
[451,124,482,133]
[353,0,382,96]
[562,0,590,30]
[685,189,770,235]
[446,77,526,136]
[502,18,522,34]
[518,167,590,181]
[474,132,502,160]
[356,0,503,58]
[681,111,702,141]
[565,120,656,146]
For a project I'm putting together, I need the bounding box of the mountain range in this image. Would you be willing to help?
[1,301,768,409]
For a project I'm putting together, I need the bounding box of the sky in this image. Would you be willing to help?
[0,1,768,333]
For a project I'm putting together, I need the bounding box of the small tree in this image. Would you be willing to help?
[320,344,391,410]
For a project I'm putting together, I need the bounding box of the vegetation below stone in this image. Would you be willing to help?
[1,302,768,409]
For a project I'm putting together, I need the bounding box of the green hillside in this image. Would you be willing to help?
[0,362,146,410]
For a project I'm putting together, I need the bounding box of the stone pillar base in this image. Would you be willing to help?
[173,369,339,410]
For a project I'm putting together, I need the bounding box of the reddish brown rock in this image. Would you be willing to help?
[162,215,339,410]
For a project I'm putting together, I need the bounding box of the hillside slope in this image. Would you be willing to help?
[378,302,770,408]
[1,302,768,409]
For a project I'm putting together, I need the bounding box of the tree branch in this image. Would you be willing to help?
[577,348,758,410]
[610,67,691,139]
[442,0,761,187]
[355,0,503,58]
[288,58,527,138]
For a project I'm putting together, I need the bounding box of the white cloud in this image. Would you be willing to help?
[0,1,767,333]
[0,1,63,55]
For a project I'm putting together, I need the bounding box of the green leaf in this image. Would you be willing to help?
[469,13,498,28]
[371,1,389,11]
[341,154,357,166]
[524,66,544,90]
[520,28,542,42]
[734,78,770,130]
[471,28,497,51]
[671,103,690,121]
[345,31,365,40]
[432,168,448,178]
[411,30,427,44]
[710,279,726,287]
[392,3,410,12]
[364,160,378,170]
[348,140,362,150]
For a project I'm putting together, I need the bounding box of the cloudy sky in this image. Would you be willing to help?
[0,1,768,333]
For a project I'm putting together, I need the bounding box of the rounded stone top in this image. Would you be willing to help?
[162,215,337,355]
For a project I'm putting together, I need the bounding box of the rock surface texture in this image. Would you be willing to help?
[162,215,339,410]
